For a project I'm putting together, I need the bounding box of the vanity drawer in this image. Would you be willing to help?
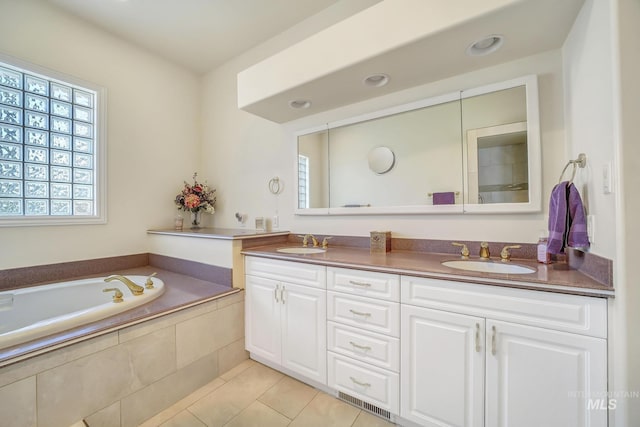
[327,291,400,337]
[328,321,399,371]
[401,275,608,338]
[327,267,399,301]
[245,256,326,289]
[328,352,399,414]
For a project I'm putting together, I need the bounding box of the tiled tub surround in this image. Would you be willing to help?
[242,237,614,298]
[0,290,246,427]
[1,254,235,364]
[0,254,246,426]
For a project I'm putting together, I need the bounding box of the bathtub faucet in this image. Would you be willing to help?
[104,275,144,296]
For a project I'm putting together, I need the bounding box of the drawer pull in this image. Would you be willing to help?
[349,341,372,351]
[281,285,286,303]
[349,376,371,388]
[349,309,372,317]
[475,323,481,353]
[491,325,497,356]
[274,285,279,303]
[349,280,372,287]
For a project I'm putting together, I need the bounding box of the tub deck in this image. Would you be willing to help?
[0,266,238,366]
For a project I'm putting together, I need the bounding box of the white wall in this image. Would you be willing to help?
[0,0,201,269]
[564,0,640,425]
[612,0,640,424]
[562,0,617,260]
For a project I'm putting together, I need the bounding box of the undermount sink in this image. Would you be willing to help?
[442,260,536,275]
[276,247,326,255]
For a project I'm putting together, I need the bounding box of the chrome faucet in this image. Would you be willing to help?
[104,275,144,296]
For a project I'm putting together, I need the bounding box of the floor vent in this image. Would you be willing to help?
[338,391,392,420]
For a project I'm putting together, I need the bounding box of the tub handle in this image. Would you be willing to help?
[145,272,158,289]
[103,288,124,303]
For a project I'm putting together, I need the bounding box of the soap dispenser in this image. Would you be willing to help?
[537,232,550,264]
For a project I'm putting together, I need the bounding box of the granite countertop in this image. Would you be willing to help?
[0,266,239,366]
[242,244,614,298]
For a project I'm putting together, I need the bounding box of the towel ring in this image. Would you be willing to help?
[268,177,282,195]
[558,153,586,184]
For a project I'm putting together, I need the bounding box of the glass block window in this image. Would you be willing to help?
[0,57,104,225]
[298,155,309,209]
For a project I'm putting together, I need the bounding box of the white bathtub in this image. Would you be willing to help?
[0,275,165,350]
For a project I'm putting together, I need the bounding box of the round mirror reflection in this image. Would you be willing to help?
[368,146,395,175]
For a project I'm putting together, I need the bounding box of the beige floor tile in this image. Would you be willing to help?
[258,376,318,419]
[352,410,397,427]
[160,410,207,427]
[288,392,360,427]
[220,358,256,381]
[188,363,283,427]
[224,401,290,427]
[139,378,226,427]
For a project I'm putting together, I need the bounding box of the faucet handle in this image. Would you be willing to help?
[145,272,157,289]
[500,245,522,262]
[103,288,124,303]
[297,235,308,246]
[322,236,333,249]
[451,242,470,258]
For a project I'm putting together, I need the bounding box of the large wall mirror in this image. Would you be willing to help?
[295,75,540,215]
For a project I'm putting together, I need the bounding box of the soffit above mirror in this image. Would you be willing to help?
[238,0,584,123]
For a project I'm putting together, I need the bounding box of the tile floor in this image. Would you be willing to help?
[139,359,397,427]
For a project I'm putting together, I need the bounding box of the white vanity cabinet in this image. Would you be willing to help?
[245,256,327,385]
[326,267,401,416]
[401,275,608,427]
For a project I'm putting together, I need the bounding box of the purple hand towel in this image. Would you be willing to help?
[547,182,569,254]
[433,192,455,205]
[547,181,590,254]
[567,183,590,249]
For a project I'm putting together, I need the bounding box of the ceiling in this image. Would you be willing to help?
[44,0,373,74]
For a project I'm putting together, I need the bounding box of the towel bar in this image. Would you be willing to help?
[427,191,460,197]
[558,153,586,183]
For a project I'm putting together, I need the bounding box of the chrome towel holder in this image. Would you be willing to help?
[558,153,586,184]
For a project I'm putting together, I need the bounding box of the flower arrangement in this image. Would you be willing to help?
[175,173,216,214]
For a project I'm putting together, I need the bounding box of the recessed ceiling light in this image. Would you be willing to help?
[363,73,390,88]
[466,35,504,56]
[288,99,312,109]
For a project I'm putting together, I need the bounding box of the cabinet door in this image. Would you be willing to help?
[280,282,327,384]
[486,320,607,427]
[245,275,281,364]
[401,305,485,427]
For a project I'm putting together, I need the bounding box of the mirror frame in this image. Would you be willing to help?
[293,75,540,215]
